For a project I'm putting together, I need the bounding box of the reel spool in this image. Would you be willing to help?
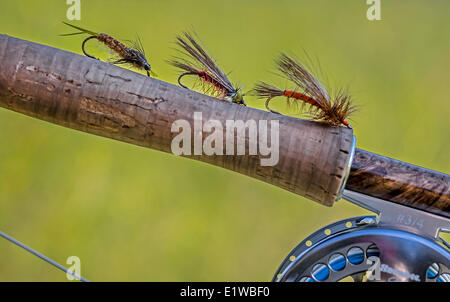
[274,190,450,282]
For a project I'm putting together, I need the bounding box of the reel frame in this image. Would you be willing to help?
[274,190,450,282]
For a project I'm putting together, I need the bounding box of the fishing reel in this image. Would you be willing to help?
[274,190,450,282]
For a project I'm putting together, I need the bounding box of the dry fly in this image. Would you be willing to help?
[169,32,246,105]
[254,53,355,128]
[61,22,156,77]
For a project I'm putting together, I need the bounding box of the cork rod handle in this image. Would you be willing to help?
[0,35,354,207]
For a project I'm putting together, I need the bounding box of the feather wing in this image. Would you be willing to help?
[174,32,236,94]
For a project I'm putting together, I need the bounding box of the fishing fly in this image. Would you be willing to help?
[254,53,355,128]
[61,22,156,77]
[169,32,246,105]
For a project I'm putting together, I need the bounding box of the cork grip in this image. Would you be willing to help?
[0,35,354,206]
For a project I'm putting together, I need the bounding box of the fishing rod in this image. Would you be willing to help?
[0,35,448,282]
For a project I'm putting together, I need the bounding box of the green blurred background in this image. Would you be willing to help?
[0,0,449,281]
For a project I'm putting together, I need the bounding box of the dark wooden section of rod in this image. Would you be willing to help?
[346,149,450,218]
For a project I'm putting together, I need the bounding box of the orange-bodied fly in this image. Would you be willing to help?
[254,53,355,128]
[61,22,156,77]
[169,32,246,105]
